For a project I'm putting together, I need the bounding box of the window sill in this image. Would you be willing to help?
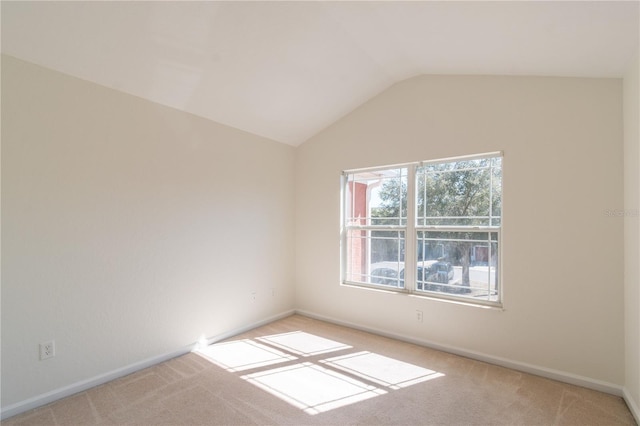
[341,281,504,311]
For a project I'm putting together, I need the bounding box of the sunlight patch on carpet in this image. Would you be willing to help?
[197,331,445,416]
[195,339,297,372]
[320,351,445,389]
[241,362,386,415]
[256,331,352,357]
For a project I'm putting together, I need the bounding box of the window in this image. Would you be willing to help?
[342,153,502,306]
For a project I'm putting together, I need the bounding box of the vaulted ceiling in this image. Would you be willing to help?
[2,1,638,146]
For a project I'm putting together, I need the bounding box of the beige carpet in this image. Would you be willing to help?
[4,314,636,425]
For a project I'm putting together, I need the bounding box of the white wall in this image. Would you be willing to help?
[296,75,624,386]
[624,49,640,417]
[1,55,295,409]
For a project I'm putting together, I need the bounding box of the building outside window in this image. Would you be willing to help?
[342,153,502,307]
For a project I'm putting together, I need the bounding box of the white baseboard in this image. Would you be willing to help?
[0,309,295,421]
[295,309,624,397]
[623,387,640,425]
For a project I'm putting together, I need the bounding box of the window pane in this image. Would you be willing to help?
[345,229,405,288]
[416,231,498,302]
[417,157,501,227]
[346,168,407,226]
[491,157,502,226]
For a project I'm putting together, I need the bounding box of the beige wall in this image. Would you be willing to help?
[624,49,640,415]
[1,55,296,408]
[296,74,624,386]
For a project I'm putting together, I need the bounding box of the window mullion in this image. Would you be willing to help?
[341,173,347,283]
[404,165,417,292]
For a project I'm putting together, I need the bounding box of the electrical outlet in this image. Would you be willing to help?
[251,291,256,302]
[415,310,423,323]
[40,340,55,360]
[271,288,275,297]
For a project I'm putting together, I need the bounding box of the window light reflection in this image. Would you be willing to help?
[320,351,445,389]
[194,331,445,416]
[195,339,297,372]
[241,362,386,415]
[256,331,352,356]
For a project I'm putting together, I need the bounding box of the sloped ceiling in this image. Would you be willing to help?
[2,1,638,146]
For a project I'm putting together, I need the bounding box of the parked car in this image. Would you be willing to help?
[426,261,454,283]
[369,260,453,289]
[370,261,403,286]
[417,260,453,290]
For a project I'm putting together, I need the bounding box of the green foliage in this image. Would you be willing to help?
[376,158,502,289]
[418,158,501,226]
[374,178,407,222]
[376,158,501,225]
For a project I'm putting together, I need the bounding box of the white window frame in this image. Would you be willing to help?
[341,152,503,308]
[341,166,409,290]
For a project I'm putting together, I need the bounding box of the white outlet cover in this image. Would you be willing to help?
[39,340,55,360]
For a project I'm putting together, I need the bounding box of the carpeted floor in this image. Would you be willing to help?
[4,314,636,425]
